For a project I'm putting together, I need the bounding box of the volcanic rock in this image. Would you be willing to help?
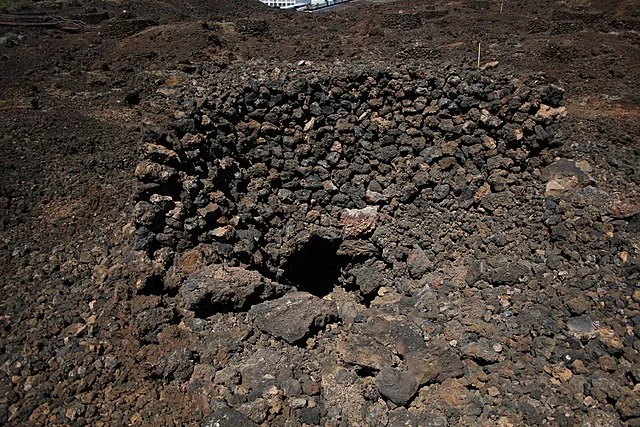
[375,367,419,406]
[249,292,338,343]
[179,265,281,316]
[340,206,378,237]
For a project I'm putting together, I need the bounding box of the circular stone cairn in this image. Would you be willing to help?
[133,63,566,305]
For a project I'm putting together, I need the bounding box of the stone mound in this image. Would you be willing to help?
[134,63,569,310]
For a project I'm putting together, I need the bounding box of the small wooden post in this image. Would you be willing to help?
[477,42,481,68]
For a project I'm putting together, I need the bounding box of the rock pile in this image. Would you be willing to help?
[134,64,567,301]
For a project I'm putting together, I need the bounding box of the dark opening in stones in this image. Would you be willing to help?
[136,274,166,296]
[282,236,347,298]
[355,365,378,378]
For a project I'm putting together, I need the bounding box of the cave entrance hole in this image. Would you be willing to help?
[282,235,348,298]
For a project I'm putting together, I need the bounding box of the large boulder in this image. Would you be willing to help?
[179,265,283,317]
[250,292,338,343]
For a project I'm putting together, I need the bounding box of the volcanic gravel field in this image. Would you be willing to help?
[1,0,640,425]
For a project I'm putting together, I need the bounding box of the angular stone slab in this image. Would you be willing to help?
[180,265,281,316]
[250,292,338,343]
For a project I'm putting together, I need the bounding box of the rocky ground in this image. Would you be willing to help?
[1,0,640,425]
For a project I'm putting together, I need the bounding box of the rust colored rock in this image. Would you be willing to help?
[340,206,378,237]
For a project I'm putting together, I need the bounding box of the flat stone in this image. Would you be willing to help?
[337,240,378,257]
[238,348,290,393]
[210,225,235,240]
[567,315,596,338]
[289,397,307,408]
[375,367,419,406]
[480,60,500,70]
[545,178,578,196]
[250,292,337,343]
[304,117,315,131]
[575,159,593,173]
[541,159,590,193]
[338,315,425,370]
[337,333,394,370]
[180,265,280,316]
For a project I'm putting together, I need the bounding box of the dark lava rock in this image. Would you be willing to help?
[353,262,388,295]
[618,391,640,419]
[125,91,141,105]
[433,183,451,201]
[540,84,565,107]
[375,367,419,406]
[135,307,176,344]
[281,378,302,397]
[628,213,640,234]
[249,292,338,343]
[299,407,321,425]
[133,226,156,252]
[154,348,195,383]
[487,257,532,285]
[423,414,449,426]
[586,374,622,404]
[546,253,565,270]
[388,408,421,426]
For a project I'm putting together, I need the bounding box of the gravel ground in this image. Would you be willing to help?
[1,0,639,425]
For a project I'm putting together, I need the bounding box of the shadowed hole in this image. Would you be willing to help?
[282,235,347,298]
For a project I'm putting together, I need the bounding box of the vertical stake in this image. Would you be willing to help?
[500,1,504,14]
[477,42,481,68]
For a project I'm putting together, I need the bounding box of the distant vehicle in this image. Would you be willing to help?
[258,0,351,11]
